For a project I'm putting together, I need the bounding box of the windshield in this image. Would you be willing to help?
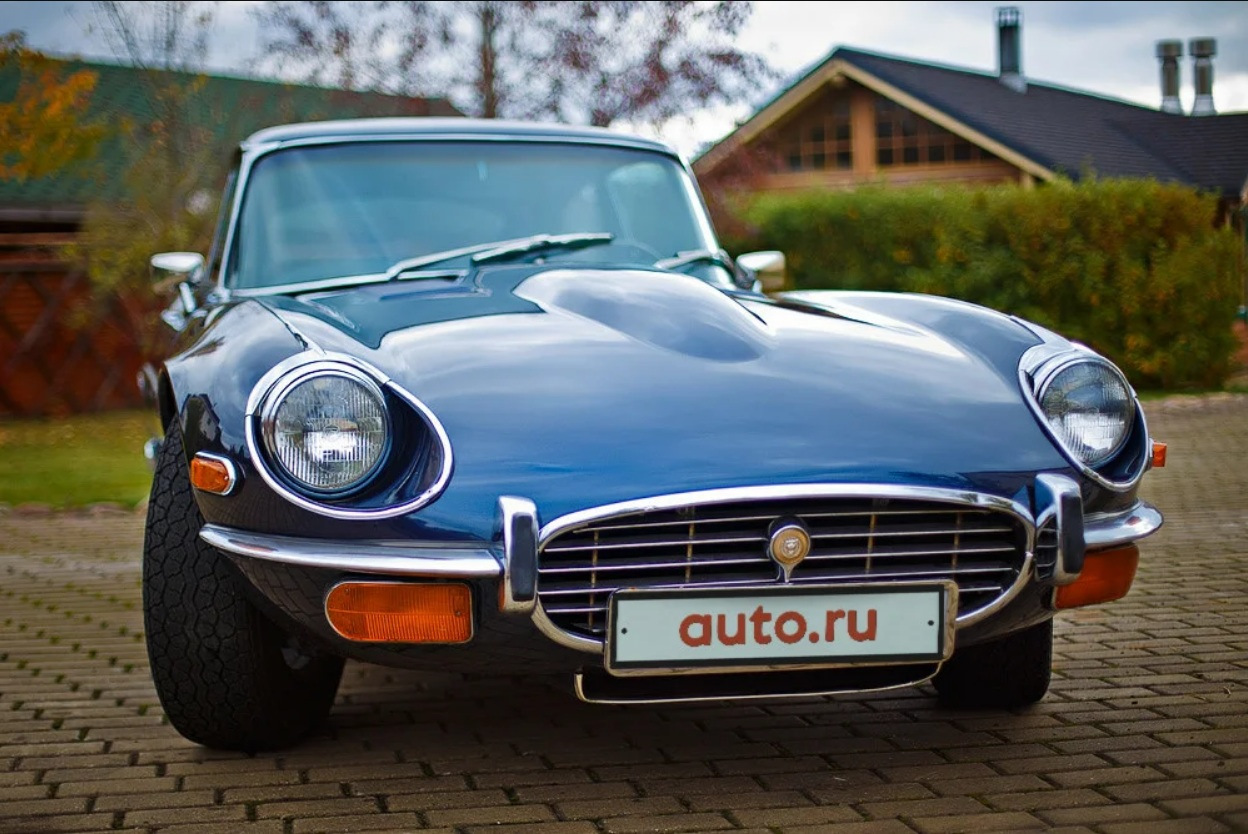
[228,140,718,290]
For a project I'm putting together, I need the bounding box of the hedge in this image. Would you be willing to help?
[726,180,1242,390]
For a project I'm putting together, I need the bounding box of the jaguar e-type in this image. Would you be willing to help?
[141,118,1163,751]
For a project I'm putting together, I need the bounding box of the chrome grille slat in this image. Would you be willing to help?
[538,496,1028,641]
[544,533,768,553]
[541,604,611,614]
[798,509,998,519]
[801,544,1016,559]
[539,555,769,574]
[538,564,1018,598]
[574,514,783,534]
[809,525,1013,539]
[568,509,1003,537]
[542,546,1018,575]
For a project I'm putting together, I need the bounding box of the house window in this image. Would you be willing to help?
[774,95,853,172]
[874,99,984,166]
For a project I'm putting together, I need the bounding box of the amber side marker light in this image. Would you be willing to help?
[325,582,473,643]
[1152,441,1167,468]
[190,453,236,495]
[1055,545,1140,609]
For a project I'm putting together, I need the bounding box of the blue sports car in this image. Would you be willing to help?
[142,118,1163,751]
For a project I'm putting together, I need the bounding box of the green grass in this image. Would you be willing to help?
[0,411,157,508]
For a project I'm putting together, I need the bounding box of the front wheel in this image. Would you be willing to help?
[143,421,344,751]
[933,620,1052,709]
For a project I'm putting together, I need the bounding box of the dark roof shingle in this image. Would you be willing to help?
[837,48,1197,185]
[705,45,1248,199]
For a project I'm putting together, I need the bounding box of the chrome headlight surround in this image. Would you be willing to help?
[1020,344,1147,491]
[245,353,454,520]
[259,364,391,496]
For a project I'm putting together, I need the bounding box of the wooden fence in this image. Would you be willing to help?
[0,233,154,418]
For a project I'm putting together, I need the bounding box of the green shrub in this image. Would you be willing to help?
[729,180,1241,390]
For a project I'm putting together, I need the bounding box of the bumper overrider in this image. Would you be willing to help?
[200,480,1162,704]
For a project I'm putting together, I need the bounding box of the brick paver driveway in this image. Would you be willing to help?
[3,395,1247,834]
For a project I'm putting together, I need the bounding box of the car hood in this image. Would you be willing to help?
[260,267,1066,536]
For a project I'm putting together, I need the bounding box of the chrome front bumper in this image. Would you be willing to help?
[200,492,1163,626]
[1085,502,1164,549]
[199,525,503,578]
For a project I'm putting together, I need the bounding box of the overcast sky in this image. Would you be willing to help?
[2,1,1245,156]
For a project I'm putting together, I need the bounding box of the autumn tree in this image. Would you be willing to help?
[0,32,108,183]
[77,1,226,296]
[252,1,774,127]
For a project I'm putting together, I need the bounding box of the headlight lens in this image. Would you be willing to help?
[262,371,389,493]
[1038,360,1134,467]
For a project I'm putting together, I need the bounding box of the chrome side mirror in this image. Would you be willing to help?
[151,251,205,287]
[736,250,787,293]
[152,252,206,332]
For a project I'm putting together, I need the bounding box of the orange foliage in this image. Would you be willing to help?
[0,32,107,182]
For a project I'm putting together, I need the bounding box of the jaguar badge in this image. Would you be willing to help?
[768,520,811,582]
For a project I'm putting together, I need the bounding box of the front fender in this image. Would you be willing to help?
[161,299,308,483]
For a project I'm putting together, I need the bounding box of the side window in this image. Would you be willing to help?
[206,164,239,284]
[605,162,699,260]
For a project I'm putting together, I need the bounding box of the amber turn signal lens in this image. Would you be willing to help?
[190,454,235,494]
[325,582,473,643]
[1054,545,1139,609]
[1152,442,1167,468]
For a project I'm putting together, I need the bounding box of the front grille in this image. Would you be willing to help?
[538,495,1029,641]
[1034,521,1059,579]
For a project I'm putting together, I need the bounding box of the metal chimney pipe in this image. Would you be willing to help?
[996,7,1026,93]
[1190,37,1216,116]
[1156,40,1183,114]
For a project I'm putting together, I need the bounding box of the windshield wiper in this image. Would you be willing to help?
[655,248,758,291]
[382,232,615,281]
[653,248,736,273]
[383,238,530,281]
[471,232,614,265]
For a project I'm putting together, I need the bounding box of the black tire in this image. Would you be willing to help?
[143,421,344,751]
[933,619,1053,709]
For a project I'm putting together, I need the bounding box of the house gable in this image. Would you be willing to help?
[695,52,1051,188]
[697,68,1028,196]
[697,44,1247,204]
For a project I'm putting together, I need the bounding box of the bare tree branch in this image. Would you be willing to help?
[251,1,776,127]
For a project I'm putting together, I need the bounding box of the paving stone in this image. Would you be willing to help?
[1098,820,1231,834]
[423,804,556,827]
[462,824,599,834]
[985,788,1112,812]
[907,811,1046,832]
[290,814,427,834]
[255,797,381,818]
[556,795,686,819]
[731,805,864,827]
[601,812,735,833]
[123,805,248,826]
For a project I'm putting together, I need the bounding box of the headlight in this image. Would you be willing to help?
[261,369,389,493]
[1036,359,1134,467]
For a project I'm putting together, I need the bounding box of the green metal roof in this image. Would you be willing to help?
[0,58,462,217]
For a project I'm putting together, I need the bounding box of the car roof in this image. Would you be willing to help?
[242,117,678,156]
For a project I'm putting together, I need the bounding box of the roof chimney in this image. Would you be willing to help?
[996,7,1026,93]
[1156,40,1183,114]
[1189,37,1216,116]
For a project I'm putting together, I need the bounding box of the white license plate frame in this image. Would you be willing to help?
[606,582,957,677]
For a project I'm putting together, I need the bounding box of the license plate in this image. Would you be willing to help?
[606,583,956,676]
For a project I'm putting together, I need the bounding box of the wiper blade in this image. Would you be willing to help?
[471,232,614,265]
[383,238,536,281]
[654,248,735,272]
[382,233,615,281]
